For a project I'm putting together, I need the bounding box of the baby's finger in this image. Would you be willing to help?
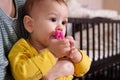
[66,36,75,48]
[66,36,74,41]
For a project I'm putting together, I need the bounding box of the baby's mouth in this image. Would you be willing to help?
[50,35,55,39]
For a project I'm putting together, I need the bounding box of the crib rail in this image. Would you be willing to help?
[68,17,120,80]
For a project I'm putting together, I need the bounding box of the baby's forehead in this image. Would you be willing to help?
[32,0,67,12]
[33,0,67,7]
[29,0,68,17]
[24,0,67,15]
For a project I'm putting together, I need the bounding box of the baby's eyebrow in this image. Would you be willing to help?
[48,11,58,16]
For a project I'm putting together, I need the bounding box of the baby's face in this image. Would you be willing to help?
[30,0,68,48]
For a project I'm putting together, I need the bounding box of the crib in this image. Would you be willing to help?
[67,17,120,80]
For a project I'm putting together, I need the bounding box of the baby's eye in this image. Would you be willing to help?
[62,21,68,25]
[50,18,57,22]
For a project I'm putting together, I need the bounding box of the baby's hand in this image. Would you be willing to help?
[48,39,70,58]
[69,48,82,63]
[48,30,70,58]
[42,59,74,80]
[66,36,82,63]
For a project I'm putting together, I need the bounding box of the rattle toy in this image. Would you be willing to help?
[54,30,65,40]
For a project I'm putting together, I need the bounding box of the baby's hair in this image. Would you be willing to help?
[23,0,68,16]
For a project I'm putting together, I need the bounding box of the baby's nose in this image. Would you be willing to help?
[56,24,64,31]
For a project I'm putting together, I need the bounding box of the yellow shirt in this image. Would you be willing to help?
[8,38,91,80]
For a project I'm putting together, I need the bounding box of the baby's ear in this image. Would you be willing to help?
[23,15,34,33]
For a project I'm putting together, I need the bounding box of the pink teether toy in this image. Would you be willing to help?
[55,30,65,40]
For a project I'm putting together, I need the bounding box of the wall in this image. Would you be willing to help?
[103,0,120,14]
[79,0,120,14]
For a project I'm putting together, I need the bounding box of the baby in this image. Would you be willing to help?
[8,0,91,80]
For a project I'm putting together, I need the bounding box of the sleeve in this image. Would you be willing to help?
[74,50,91,77]
[8,41,56,80]
[0,32,8,80]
